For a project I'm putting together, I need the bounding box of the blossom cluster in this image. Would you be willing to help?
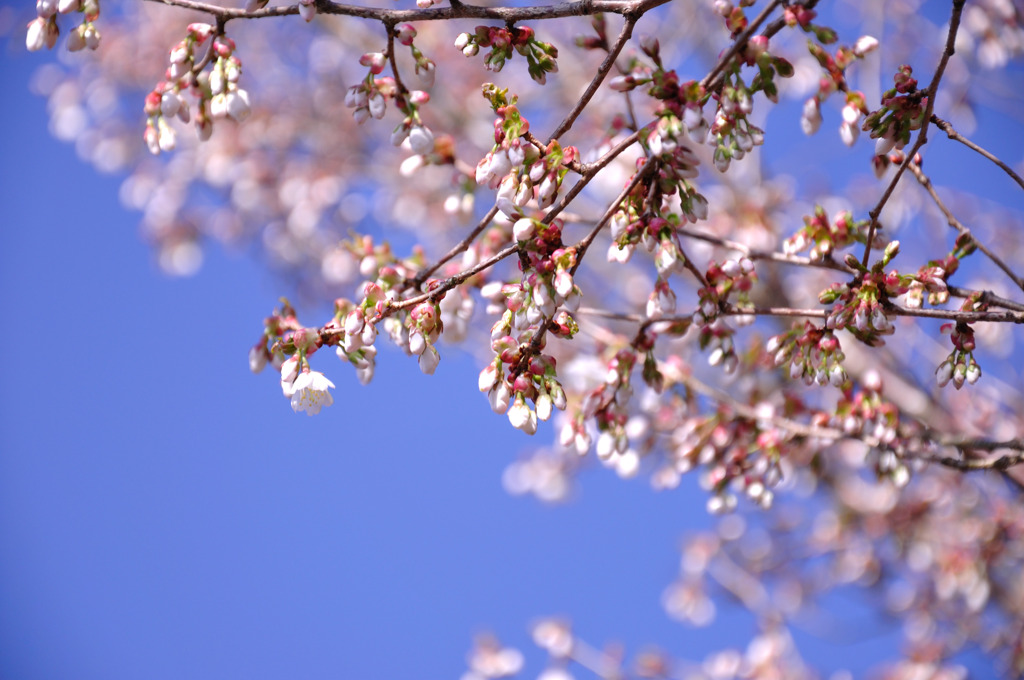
[143,24,251,155]
[455,25,559,84]
[27,0,100,52]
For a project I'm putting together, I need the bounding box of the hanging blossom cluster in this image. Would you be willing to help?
[25,0,1024,673]
[27,0,100,52]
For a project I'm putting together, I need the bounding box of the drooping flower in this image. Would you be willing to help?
[290,370,335,415]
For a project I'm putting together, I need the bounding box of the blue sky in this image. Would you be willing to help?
[1,6,1018,679]
[0,35,729,680]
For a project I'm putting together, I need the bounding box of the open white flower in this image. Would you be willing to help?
[290,370,335,415]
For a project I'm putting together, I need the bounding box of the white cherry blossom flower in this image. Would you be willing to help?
[290,370,335,415]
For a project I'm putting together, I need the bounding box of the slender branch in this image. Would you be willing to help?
[571,157,657,271]
[578,304,1024,326]
[411,206,500,287]
[861,0,966,268]
[931,114,1024,193]
[699,0,785,92]
[948,285,1024,312]
[673,225,857,274]
[907,160,1024,291]
[547,15,639,143]
[384,22,410,99]
[379,242,519,316]
[144,0,659,24]
[929,440,1024,471]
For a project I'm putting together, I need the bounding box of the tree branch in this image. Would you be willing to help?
[931,114,1024,193]
[861,0,966,268]
[547,14,639,143]
[907,160,1024,292]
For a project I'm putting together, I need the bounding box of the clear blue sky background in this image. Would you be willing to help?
[1,7,1019,679]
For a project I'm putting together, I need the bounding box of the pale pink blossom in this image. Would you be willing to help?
[290,370,335,415]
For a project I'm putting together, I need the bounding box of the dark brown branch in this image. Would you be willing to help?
[673,226,858,275]
[861,0,966,268]
[145,0,662,24]
[699,0,786,92]
[907,160,1024,291]
[948,286,1024,312]
[547,14,639,143]
[411,206,500,288]
[931,114,1024,193]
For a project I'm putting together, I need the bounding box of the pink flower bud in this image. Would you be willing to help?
[745,35,769,61]
[37,0,58,18]
[418,345,440,375]
[359,52,387,74]
[298,0,316,22]
[853,35,879,57]
[157,119,176,152]
[396,23,417,45]
[368,93,386,119]
[608,75,636,92]
[839,121,859,146]
[67,24,86,52]
[454,32,471,49]
[513,218,536,242]
[553,270,573,298]
[160,91,181,118]
[249,345,268,373]
[801,97,821,135]
[408,125,434,155]
[537,175,557,208]
[25,17,51,52]
[489,381,511,414]
[280,356,300,397]
[508,396,534,432]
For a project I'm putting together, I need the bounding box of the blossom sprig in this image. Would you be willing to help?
[936,320,982,390]
[345,51,402,124]
[665,406,786,512]
[455,25,558,84]
[476,87,577,216]
[143,26,251,154]
[819,241,906,346]
[574,12,610,52]
[708,71,767,172]
[27,0,101,52]
[712,0,751,37]
[561,348,637,459]
[767,322,848,387]
[829,372,910,486]
[862,65,929,157]
[394,23,437,88]
[783,205,874,261]
[798,33,879,143]
[249,304,339,414]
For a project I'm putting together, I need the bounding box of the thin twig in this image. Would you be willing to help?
[547,15,640,143]
[673,226,857,274]
[931,114,1024,193]
[411,206,500,287]
[948,286,1024,312]
[699,0,785,92]
[145,0,661,24]
[861,0,966,268]
[907,160,1024,291]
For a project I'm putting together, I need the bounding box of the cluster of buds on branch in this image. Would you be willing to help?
[142,24,250,154]
[798,24,878,146]
[455,25,558,84]
[783,205,874,261]
[27,0,100,52]
[768,322,847,387]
